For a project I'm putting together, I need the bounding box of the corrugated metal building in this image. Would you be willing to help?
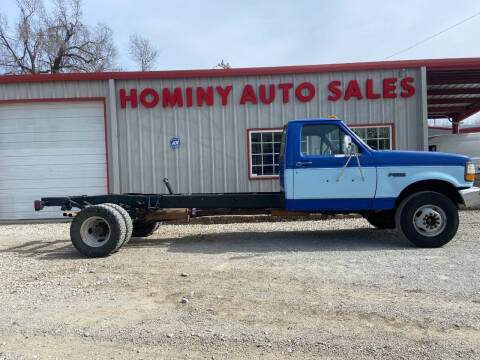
[1,58,479,220]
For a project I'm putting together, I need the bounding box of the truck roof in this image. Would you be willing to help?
[288,118,343,124]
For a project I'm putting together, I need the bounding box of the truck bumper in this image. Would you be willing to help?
[460,187,480,208]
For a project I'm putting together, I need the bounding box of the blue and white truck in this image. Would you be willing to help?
[35,118,480,257]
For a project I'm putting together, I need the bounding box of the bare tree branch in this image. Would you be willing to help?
[215,59,231,69]
[128,33,158,71]
[0,0,117,74]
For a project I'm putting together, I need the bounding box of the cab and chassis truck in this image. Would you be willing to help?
[34,119,480,257]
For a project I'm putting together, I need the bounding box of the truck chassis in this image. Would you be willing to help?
[35,190,317,257]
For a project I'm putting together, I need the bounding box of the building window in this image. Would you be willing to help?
[350,124,393,150]
[248,128,282,179]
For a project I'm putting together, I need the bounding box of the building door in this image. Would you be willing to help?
[0,101,108,220]
[292,123,376,210]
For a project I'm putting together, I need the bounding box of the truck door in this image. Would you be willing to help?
[291,123,376,211]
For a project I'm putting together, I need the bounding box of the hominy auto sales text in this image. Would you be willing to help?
[119,77,415,109]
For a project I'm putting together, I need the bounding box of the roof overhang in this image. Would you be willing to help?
[426,65,480,122]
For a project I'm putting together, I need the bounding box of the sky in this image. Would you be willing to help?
[1,0,480,124]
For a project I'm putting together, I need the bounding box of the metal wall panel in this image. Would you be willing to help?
[114,68,423,194]
[0,80,109,100]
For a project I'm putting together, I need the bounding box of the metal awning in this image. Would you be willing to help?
[426,63,480,126]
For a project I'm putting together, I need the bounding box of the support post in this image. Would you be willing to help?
[108,79,121,193]
[419,67,429,150]
[452,116,460,134]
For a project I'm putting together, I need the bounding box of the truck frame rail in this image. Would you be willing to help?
[36,192,286,212]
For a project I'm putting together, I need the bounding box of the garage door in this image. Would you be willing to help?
[0,101,108,220]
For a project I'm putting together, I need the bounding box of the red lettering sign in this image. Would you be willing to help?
[344,80,363,100]
[197,87,214,106]
[328,81,342,101]
[186,87,193,107]
[119,77,416,109]
[278,83,293,103]
[383,78,397,98]
[139,88,159,108]
[366,79,380,99]
[295,82,315,102]
[400,77,415,97]
[162,88,183,107]
[327,77,415,101]
[216,86,232,106]
[120,88,138,108]
[259,84,275,104]
[240,85,258,104]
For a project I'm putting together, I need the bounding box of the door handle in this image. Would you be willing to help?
[296,161,312,167]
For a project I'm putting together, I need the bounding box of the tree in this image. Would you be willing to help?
[215,59,231,69]
[128,33,158,71]
[0,0,117,74]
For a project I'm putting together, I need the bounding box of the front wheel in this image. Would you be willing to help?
[395,191,459,248]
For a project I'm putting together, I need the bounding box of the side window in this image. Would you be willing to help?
[249,129,282,178]
[301,124,358,156]
[350,125,393,150]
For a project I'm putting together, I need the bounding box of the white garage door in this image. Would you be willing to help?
[0,101,108,220]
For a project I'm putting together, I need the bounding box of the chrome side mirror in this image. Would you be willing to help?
[343,135,352,155]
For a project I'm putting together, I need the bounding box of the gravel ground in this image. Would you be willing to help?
[0,211,479,359]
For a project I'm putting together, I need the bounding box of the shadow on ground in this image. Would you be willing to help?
[0,240,84,260]
[0,228,414,260]
[128,227,413,254]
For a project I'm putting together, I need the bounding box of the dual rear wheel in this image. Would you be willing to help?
[70,204,158,257]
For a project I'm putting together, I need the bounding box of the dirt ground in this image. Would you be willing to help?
[0,212,479,359]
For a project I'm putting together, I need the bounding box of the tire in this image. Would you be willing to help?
[364,210,396,229]
[132,221,160,238]
[103,203,133,248]
[70,205,126,257]
[395,191,459,248]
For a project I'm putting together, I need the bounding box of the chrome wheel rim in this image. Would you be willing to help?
[80,216,111,247]
[412,205,446,237]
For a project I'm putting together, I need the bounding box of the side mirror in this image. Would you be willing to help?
[343,135,352,155]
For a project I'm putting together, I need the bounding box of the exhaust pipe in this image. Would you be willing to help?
[163,178,174,194]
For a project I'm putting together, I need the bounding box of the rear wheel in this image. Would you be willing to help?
[395,191,458,248]
[364,210,396,229]
[103,203,133,248]
[132,221,159,238]
[70,205,126,257]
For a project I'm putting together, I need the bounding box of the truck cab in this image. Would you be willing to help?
[279,118,479,247]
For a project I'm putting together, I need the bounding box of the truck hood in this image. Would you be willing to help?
[372,150,470,166]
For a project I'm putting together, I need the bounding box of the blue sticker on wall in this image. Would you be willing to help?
[170,137,180,149]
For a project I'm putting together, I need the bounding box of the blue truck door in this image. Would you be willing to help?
[290,123,376,211]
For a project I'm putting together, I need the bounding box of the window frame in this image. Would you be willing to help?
[300,123,347,156]
[247,127,283,180]
[348,123,395,150]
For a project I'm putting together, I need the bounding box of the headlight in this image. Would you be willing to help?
[465,161,475,182]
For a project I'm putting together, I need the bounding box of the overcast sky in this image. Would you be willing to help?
[2,0,480,70]
[2,0,480,124]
